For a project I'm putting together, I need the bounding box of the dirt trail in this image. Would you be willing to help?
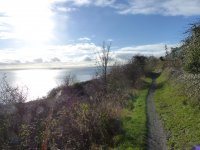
[146,75,167,150]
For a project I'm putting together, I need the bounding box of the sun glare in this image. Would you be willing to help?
[0,0,55,45]
[14,69,60,100]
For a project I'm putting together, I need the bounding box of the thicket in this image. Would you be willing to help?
[0,76,27,149]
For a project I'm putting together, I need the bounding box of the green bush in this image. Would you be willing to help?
[183,23,200,73]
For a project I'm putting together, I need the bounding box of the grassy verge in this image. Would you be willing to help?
[113,89,148,150]
[154,71,200,149]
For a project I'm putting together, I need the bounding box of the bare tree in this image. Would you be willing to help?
[96,41,111,93]
[165,44,169,57]
[0,75,27,148]
[0,75,27,104]
[63,73,77,87]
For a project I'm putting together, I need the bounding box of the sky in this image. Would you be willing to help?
[0,0,200,68]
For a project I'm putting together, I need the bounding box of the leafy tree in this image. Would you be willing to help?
[183,23,200,73]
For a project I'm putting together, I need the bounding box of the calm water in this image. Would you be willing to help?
[0,67,96,101]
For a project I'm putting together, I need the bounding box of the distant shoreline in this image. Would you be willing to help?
[0,62,98,70]
[0,66,97,71]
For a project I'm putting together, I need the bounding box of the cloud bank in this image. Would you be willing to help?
[53,0,200,16]
[117,0,200,16]
[0,42,178,68]
[54,0,200,16]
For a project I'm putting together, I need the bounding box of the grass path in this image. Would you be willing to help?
[146,75,167,150]
[113,89,148,150]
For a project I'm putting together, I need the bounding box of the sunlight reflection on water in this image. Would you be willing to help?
[0,67,96,101]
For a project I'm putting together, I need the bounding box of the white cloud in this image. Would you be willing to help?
[0,32,15,40]
[107,38,113,42]
[0,0,59,44]
[81,56,93,61]
[113,43,179,61]
[54,6,77,12]
[33,58,43,63]
[117,0,200,16]
[0,42,100,66]
[51,57,61,62]
[78,37,91,42]
[55,0,116,7]
[51,0,200,16]
[0,42,179,68]
[73,0,91,6]
[94,0,116,7]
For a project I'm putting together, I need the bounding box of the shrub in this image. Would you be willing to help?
[63,73,77,87]
[0,75,27,149]
[0,75,27,104]
[108,63,131,93]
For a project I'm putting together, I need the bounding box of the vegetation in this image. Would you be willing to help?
[0,75,27,104]
[0,20,200,149]
[95,41,112,93]
[114,89,148,150]
[151,22,200,149]
[0,53,155,149]
[182,22,200,73]
[154,70,200,149]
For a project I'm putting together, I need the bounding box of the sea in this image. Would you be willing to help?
[0,67,97,101]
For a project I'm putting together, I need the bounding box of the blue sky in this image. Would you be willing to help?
[0,0,200,68]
